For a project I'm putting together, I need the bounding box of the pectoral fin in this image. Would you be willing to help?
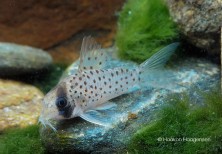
[79,110,112,127]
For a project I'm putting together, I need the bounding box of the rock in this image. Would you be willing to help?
[0,79,43,131]
[0,0,124,49]
[0,42,52,77]
[166,0,222,54]
[40,48,220,153]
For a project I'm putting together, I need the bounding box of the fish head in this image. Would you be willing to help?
[40,81,76,126]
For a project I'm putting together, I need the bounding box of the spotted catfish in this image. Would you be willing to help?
[39,36,179,130]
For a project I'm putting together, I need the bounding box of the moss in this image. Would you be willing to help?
[129,90,222,153]
[0,125,45,154]
[116,0,178,63]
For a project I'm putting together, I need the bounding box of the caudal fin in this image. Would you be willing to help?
[139,42,180,70]
[139,43,180,90]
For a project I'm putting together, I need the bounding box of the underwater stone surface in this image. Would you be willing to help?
[166,0,222,54]
[0,42,52,77]
[0,79,43,131]
[40,48,220,153]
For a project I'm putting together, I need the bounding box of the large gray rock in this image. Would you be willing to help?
[0,42,52,76]
[40,48,219,153]
[166,0,222,54]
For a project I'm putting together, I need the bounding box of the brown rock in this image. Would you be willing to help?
[0,0,124,49]
[0,79,43,131]
[166,0,222,54]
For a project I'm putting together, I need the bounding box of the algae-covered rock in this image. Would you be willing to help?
[0,42,52,77]
[40,48,219,153]
[166,0,222,54]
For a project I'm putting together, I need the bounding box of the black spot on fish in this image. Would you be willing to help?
[88,57,91,60]
[98,77,101,81]
[126,82,128,84]
[116,71,119,75]
[87,75,90,79]
[75,83,78,86]
[96,70,99,74]
[90,66,93,69]
[115,81,118,84]
[103,76,105,79]
[84,81,87,85]
[80,85,82,89]
[111,73,114,77]
[99,62,102,65]
[71,86,74,89]
[90,71,93,75]
[93,79,96,83]
[104,81,107,85]
[79,77,82,80]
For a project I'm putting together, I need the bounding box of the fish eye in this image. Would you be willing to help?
[56,97,67,108]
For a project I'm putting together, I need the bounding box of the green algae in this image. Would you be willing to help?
[116,0,178,63]
[128,89,222,153]
[0,125,45,154]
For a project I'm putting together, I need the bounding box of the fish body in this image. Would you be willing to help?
[39,36,179,130]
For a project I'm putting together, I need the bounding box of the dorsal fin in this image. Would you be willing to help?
[78,36,108,72]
